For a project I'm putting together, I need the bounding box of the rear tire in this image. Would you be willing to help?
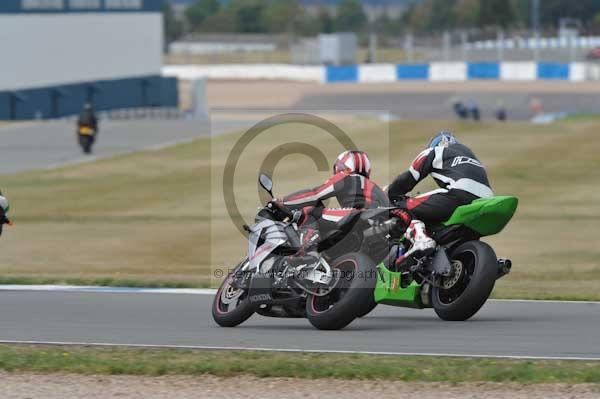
[306,253,377,330]
[212,259,254,327]
[79,136,93,154]
[432,241,497,321]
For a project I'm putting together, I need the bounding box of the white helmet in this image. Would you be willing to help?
[0,194,10,231]
[333,150,372,178]
[0,195,9,214]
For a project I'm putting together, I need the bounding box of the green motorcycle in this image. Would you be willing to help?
[365,195,518,321]
[212,173,518,330]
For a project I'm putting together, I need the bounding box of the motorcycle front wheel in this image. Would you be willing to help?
[212,259,254,327]
[305,252,377,330]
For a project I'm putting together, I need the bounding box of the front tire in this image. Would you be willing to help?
[356,297,377,318]
[212,259,254,327]
[432,241,497,321]
[306,253,377,330]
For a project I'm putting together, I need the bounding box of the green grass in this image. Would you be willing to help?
[0,117,599,299]
[563,113,600,122]
[0,345,599,383]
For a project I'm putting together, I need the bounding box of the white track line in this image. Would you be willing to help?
[0,285,599,304]
[0,285,216,295]
[490,298,600,305]
[0,339,599,361]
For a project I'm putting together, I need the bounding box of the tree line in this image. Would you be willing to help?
[402,0,600,33]
[164,0,368,42]
[164,0,600,43]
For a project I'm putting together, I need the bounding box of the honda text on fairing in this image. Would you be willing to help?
[212,174,517,330]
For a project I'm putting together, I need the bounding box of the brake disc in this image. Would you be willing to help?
[220,283,243,305]
[442,260,464,289]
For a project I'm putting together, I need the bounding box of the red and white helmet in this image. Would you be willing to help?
[333,150,371,178]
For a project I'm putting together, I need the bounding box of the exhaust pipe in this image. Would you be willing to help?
[497,258,512,279]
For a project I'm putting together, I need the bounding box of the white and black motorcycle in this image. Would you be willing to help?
[212,174,389,330]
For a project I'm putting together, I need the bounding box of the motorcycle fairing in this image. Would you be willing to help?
[248,218,288,273]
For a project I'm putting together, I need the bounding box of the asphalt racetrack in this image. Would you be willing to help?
[3,84,600,174]
[0,118,252,174]
[294,91,600,121]
[2,93,599,360]
[1,288,599,360]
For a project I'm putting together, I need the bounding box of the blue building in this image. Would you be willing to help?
[0,0,177,120]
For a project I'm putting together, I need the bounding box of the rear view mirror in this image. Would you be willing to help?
[259,173,274,197]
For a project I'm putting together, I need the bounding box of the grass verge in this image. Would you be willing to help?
[0,345,599,383]
[1,118,599,300]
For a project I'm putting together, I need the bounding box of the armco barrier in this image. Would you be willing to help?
[325,65,358,83]
[0,75,178,120]
[467,62,500,80]
[358,64,396,82]
[162,64,324,83]
[569,63,586,82]
[500,62,537,81]
[161,62,591,84]
[537,63,570,80]
[396,64,430,80]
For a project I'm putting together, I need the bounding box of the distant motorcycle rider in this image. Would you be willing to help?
[388,131,494,264]
[77,103,98,132]
[0,192,12,236]
[278,151,388,259]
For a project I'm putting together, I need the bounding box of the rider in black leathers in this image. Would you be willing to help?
[387,131,494,265]
[77,103,98,132]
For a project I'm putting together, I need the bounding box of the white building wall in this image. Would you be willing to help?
[0,12,162,90]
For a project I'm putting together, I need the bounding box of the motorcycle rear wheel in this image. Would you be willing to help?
[212,259,254,327]
[305,252,377,330]
[79,135,93,154]
[431,241,497,321]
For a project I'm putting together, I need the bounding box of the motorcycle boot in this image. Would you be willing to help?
[395,220,436,267]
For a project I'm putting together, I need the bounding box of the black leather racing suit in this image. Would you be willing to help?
[388,143,493,225]
[77,110,98,132]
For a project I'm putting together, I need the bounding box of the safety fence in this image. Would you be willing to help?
[163,62,600,84]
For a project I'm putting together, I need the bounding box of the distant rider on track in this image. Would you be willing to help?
[77,103,98,133]
[0,192,12,236]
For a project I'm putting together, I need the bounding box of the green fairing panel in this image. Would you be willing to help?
[443,196,519,236]
[374,263,425,308]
